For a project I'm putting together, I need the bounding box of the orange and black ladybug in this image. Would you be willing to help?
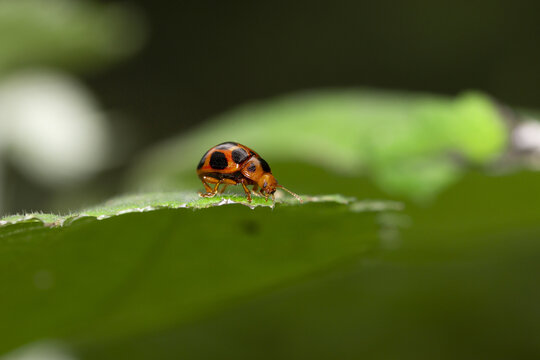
[197,142,302,203]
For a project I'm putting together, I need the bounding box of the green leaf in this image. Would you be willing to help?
[0,192,400,354]
[76,171,540,360]
[0,192,400,228]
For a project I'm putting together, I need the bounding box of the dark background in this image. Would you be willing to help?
[89,0,540,150]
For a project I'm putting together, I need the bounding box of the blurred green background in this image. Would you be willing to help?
[2,0,540,359]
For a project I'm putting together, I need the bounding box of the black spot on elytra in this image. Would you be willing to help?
[259,157,271,172]
[247,163,257,172]
[232,148,249,164]
[209,151,228,170]
[215,142,238,150]
[197,152,207,169]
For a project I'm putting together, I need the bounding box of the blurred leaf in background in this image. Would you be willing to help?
[0,0,145,75]
[129,89,508,202]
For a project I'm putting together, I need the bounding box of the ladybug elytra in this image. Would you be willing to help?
[196,142,302,203]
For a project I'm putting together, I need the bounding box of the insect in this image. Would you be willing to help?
[196,142,302,203]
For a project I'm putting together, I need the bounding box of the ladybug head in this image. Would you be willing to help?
[258,173,278,195]
[258,173,303,203]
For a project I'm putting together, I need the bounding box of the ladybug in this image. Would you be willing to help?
[197,142,302,203]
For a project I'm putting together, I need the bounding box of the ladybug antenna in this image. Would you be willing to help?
[276,185,303,203]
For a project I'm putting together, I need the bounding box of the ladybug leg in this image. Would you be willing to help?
[240,182,252,203]
[217,179,237,194]
[199,180,214,197]
[212,181,222,193]
[218,184,228,194]
[250,184,262,197]
[213,179,237,195]
[259,190,268,200]
[199,176,222,198]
